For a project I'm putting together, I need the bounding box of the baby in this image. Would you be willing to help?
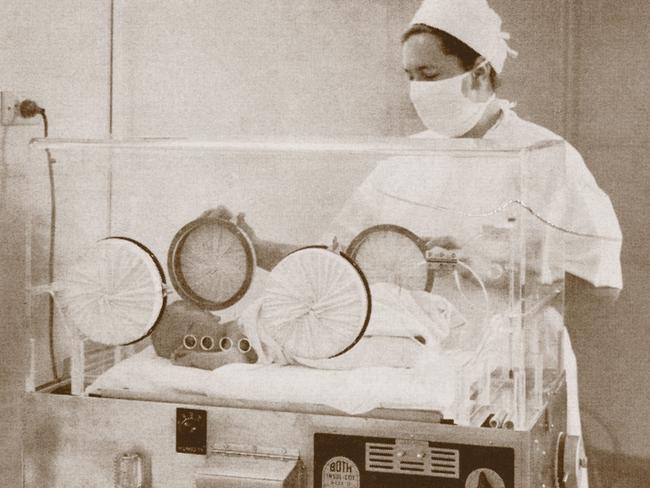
[151,299,257,370]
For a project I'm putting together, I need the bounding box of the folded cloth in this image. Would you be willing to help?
[241,281,465,367]
[295,336,426,370]
[366,282,464,343]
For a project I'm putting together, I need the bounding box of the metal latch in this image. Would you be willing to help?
[210,443,300,461]
[425,249,458,272]
[197,444,303,488]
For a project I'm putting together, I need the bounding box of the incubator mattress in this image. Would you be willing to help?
[87,346,458,416]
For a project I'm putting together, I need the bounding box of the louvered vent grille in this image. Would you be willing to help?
[365,442,459,479]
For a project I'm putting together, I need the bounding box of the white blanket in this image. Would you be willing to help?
[87,345,459,416]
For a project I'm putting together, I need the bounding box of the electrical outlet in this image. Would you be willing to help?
[1,91,42,126]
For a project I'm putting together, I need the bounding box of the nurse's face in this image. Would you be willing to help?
[401,32,466,82]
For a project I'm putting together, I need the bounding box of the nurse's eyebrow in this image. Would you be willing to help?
[403,65,438,74]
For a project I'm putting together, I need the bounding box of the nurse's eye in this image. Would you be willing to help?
[422,72,439,81]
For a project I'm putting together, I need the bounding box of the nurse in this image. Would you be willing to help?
[208,3,622,485]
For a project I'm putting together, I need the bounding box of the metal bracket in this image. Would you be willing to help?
[327,237,343,254]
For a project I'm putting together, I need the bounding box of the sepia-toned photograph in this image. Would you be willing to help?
[1,1,648,487]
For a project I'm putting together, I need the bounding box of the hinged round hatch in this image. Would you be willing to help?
[168,217,256,310]
[256,246,371,361]
[58,237,166,346]
[346,224,433,291]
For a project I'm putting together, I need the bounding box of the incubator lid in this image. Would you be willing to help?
[29,136,550,151]
[359,142,619,242]
[29,136,618,241]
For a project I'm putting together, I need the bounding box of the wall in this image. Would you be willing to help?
[111,0,414,138]
[111,0,571,139]
[0,1,111,486]
[564,1,650,485]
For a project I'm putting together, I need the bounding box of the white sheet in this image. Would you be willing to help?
[87,346,459,416]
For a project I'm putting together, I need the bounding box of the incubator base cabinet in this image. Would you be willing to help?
[23,377,570,488]
[23,138,588,487]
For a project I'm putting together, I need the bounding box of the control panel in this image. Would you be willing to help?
[314,433,514,488]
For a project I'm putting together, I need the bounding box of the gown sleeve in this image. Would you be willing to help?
[553,143,623,289]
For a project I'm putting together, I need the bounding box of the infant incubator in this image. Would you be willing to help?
[23,137,585,488]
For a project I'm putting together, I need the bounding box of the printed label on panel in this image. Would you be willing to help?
[322,456,360,488]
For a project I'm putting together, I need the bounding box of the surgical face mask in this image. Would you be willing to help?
[409,67,494,137]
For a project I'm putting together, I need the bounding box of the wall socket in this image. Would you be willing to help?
[1,91,42,126]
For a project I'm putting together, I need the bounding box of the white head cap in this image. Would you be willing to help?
[409,0,517,73]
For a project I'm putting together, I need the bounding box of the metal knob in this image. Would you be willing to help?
[180,416,198,434]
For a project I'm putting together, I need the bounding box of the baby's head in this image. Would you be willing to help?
[151,299,257,365]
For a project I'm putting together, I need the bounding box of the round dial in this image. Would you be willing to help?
[257,246,371,360]
[58,237,166,346]
[168,217,256,310]
[346,224,433,291]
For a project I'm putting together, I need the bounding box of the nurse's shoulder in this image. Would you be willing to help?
[466,104,607,194]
